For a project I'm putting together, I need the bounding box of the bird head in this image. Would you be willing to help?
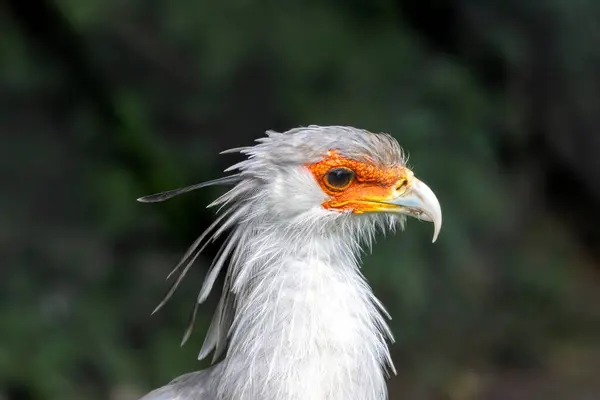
[141,126,441,242]
[224,125,442,242]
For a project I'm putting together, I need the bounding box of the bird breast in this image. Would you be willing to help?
[216,232,391,400]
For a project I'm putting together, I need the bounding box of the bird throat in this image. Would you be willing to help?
[215,222,393,400]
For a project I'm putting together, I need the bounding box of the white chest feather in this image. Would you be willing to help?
[215,228,394,400]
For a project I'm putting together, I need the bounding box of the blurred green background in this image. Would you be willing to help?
[1,0,600,399]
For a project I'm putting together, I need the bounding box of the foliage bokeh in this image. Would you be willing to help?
[1,1,600,399]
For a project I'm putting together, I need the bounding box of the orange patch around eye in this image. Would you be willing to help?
[306,151,410,213]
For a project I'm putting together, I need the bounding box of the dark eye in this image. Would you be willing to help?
[324,167,355,190]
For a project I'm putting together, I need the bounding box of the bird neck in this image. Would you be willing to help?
[217,221,394,400]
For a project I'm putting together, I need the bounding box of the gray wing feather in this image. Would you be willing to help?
[139,364,222,400]
[198,290,235,362]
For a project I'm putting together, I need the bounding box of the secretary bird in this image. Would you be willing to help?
[138,125,442,400]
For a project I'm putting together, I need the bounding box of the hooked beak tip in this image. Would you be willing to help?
[431,222,441,243]
[389,178,442,243]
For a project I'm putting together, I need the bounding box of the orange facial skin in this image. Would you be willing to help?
[306,151,414,214]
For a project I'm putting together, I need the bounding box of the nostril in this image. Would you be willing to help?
[396,180,407,191]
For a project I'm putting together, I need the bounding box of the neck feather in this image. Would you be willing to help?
[213,219,395,400]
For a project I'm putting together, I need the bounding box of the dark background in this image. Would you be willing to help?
[1,1,600,399]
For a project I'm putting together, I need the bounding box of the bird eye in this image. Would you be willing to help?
[324,167,355,190]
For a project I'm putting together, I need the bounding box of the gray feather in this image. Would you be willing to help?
[139,365,222,400]
[137,174,241,203]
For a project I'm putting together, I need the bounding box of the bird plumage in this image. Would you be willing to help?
[138,126,441,400]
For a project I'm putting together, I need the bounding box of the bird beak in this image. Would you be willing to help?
[387,178,442,243]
